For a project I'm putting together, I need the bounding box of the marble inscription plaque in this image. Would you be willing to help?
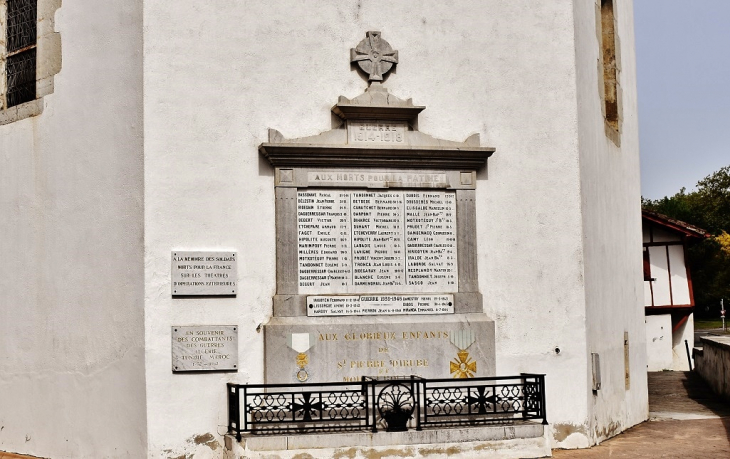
[171,325,238,372]
[171,251,237,295]
[264,316,495,383]
[307,294,454,316]
[348,121,406,145]
[297,190,457,294]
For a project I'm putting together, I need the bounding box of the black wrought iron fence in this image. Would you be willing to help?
[227,374,546,440]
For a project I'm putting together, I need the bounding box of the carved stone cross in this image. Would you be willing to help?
[351,31,399,82]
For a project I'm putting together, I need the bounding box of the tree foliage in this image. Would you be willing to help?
[642,166,730,317]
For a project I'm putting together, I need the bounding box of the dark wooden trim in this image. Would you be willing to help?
[672,313,691,333]
[649,223,654,243]
[645,247,655,307]
[642,211,709,239]
[684,240,696,307]
[642,241,683,247]
[645,304,694,313]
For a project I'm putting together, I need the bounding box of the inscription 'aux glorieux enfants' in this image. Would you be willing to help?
[320,330,450,380]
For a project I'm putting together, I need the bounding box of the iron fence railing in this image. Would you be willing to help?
[227,374,546,440]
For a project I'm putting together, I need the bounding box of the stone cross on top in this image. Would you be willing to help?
[351,31,399,82]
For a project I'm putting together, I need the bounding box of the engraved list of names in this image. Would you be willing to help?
[297,189,458,294]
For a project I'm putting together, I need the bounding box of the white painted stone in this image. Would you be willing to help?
[645,315,673,371]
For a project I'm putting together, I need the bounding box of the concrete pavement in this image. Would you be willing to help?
[554,371,730,458]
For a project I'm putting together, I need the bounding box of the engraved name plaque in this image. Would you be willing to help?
[171,251,237,296]
[171,325,238,372]
[307,294,454,316]
[297,189,458,294]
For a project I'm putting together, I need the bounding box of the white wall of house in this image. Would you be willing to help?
[645,315,673,371]
[643,226,691,308]
[572,0,648,446]
[0,1,146,458]
[671,313,694,370]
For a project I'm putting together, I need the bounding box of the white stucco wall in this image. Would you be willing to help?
[0,2,146,458]
[645,315,673,371]
[671,313,694,371]
[572,0,648,446]
[143,1,589,455]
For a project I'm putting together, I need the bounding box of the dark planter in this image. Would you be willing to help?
[382,409,411,432]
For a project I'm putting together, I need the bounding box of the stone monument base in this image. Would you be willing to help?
[263,314,495,383]
[224,423,549,459]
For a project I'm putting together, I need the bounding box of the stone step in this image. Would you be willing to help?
[225,422,550,459]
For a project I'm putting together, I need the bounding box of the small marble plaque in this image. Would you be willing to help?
[171,325,238,372]
[171,251,237,296]
[307,294,454,316]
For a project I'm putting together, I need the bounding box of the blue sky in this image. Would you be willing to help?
[634,0,730,199]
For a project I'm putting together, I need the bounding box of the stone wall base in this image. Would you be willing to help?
[224,423,550,458]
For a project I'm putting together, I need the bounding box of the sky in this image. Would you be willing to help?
[634,0,730,200]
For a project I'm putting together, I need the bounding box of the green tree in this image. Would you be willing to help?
[643,166,730,317]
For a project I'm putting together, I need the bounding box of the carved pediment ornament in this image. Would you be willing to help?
[258,31,494,169]
[351,31,399,82]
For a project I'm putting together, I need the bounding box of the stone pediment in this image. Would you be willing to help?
[259,84,494,170]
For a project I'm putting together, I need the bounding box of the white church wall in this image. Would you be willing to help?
[645,315,673,371]
[0,1,146,458]
[572,0,648,447]
[143,0,596,456]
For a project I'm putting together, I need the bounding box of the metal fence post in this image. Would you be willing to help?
[540,375,548,425]
[416,376,423,431]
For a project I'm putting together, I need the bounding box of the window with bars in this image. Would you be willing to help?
[3,0,37,109]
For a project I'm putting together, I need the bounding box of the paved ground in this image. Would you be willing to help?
[554,371,730,458]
